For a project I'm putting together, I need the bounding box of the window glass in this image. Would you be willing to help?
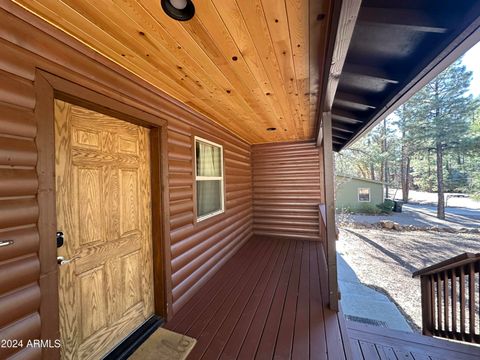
[196,180,222,218]
[195,138,224,221]
[196,141,222,177]
[358,188,370,202]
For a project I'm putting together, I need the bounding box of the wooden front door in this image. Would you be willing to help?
[55,100,155,359]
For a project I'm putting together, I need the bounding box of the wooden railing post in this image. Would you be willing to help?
[414,253,480,344]
[420,275,434,336]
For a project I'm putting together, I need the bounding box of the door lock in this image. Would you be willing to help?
[56,232,64,248]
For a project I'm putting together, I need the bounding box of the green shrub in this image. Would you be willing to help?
[356,203,383,215]
[337,206,354,214]
[377,199,394,213]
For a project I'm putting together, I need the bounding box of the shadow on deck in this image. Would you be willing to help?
[143,236,480,359]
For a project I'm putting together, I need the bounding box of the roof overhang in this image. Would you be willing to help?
[320,0,480,152]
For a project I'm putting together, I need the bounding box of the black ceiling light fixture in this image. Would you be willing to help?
[161,0,195,21]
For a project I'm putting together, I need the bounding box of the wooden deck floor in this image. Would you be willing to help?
[157,235,480,360]
[164,236,351,359]
[347,320,480,360]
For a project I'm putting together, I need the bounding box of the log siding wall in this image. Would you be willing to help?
[252,141,324,241]
[0,3,252,358]
[167,121,252,314]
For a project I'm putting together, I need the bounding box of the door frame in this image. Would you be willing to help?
[35,69,171,359]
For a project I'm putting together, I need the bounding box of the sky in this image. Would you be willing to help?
[462,41,480,97]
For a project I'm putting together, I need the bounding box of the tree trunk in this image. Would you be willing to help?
[385,165,389,199]
[382,119,389,197]
[427,151,433,192]
[403,157,410,202]
[400,112,410,203]
[400,142,410,203]
[433,79,445,220]
[436,143,445,219]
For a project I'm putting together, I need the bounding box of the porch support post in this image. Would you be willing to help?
[322,111,339,311]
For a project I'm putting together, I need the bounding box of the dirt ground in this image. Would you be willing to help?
[337,228,480,331]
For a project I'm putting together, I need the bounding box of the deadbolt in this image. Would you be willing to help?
[56,232,64,248]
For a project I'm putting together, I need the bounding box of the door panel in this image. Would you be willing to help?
[55,100,154,359]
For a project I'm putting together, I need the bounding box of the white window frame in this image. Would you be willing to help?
[194,136,225,222]
[358,187,371,202]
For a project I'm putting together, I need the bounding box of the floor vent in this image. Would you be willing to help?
[345,315,388,327]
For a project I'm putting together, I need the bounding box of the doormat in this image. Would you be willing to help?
[129,327,196,360]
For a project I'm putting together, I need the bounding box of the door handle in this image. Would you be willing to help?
[0,240,14,248]
[57,256,79,266]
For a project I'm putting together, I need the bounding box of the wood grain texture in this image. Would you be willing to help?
[165,236,350,359]
[322,111,339,310]
[13,0,332,144]
[54,100,155,359]
[0,23,41,357]
[323,0,361,111]
[0,4,254,357]
[252,141,323,241]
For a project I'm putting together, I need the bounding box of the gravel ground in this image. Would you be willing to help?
[337,228,480,332]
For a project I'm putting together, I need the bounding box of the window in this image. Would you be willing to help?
[358,188,371,202]
[195,137,224,221]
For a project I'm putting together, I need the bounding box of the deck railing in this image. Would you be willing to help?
[413,253,480,344]
[319,204,327,253]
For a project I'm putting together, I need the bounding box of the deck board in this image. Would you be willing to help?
[347,321,480,360]
[219,239,290,359]
[200,240,283,359]
[309,241,328,360]
[186,239,273,358]
[164,236,348,359]
[273,239,303,359]
[167,238,264,334]
[160,236,480,360]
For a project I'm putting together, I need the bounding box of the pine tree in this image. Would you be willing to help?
[406,59,477,219]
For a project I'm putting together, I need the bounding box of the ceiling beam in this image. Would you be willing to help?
[332,122,355,133]
[332,130,350,140]
[342,64,399,84]
[317,0,361,148]
[359,7,448,34]
[334,91,376,109]
[343,9,480,150]
[332,109,363,124]
[323,0,362,112]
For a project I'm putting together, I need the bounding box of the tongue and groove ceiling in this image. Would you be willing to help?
[14,0,332,144]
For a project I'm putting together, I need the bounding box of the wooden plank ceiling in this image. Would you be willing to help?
[14,0,332,144]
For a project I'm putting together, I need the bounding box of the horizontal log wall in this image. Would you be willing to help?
[0,3,253,358]
[252,141,323,241]
[167,119,252,313]
[0,42,41,360]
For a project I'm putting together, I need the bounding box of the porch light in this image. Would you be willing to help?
[161,0,195,21]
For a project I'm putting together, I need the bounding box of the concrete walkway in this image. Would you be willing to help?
[337,253,412,333]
